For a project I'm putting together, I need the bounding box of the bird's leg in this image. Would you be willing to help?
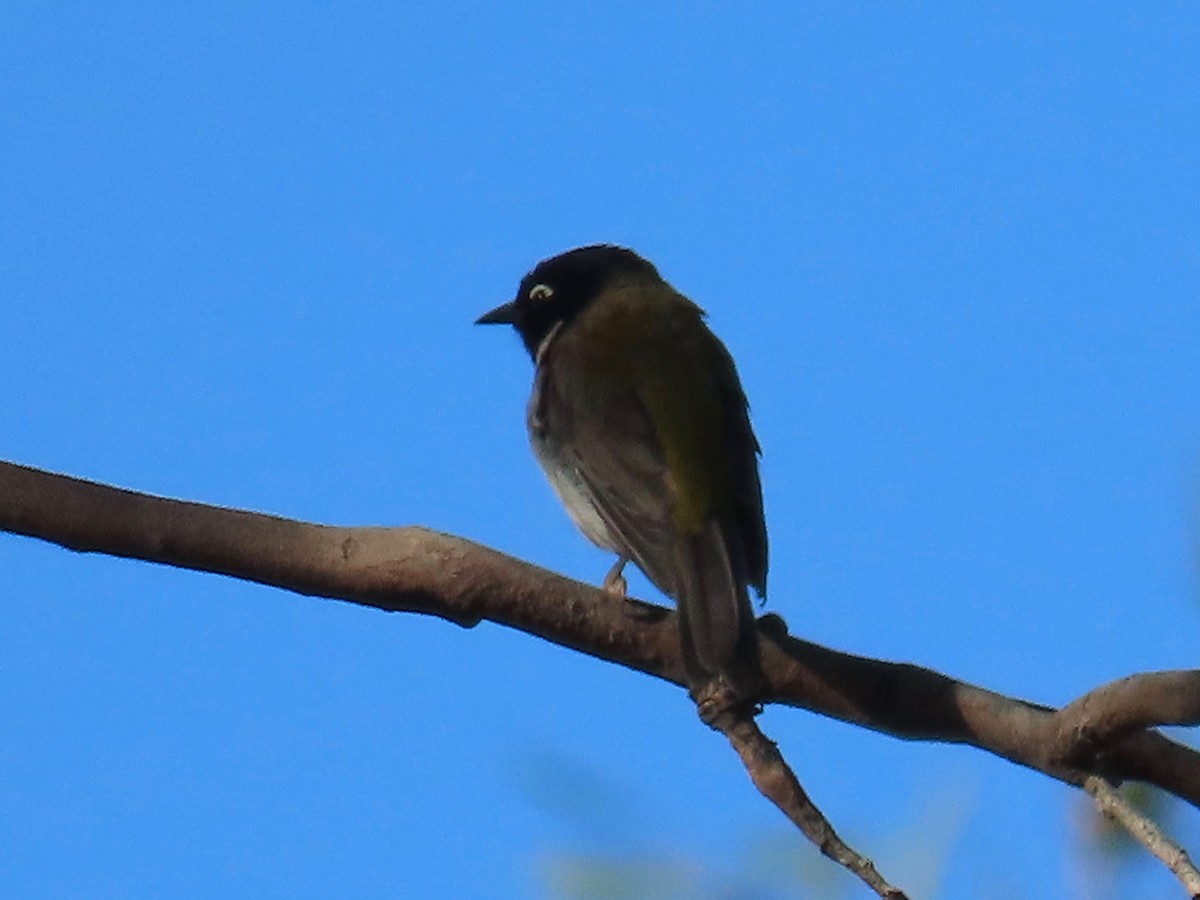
[602,556,629,599]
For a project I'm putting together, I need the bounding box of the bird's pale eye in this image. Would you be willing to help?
[528,283,554,302]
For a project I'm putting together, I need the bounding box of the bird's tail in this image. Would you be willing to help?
[673,520,759,693]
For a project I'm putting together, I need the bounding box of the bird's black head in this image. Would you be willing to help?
[476,244,660,358]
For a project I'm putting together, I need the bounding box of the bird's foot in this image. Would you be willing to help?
[691,675,756,731]
[602,557,628,599]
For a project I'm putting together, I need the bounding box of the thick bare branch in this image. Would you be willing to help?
[1049,671,1200,767]
[758,629,1200,807]
[1,459,1198,810]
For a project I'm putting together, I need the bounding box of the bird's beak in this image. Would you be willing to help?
[475,300,517,325]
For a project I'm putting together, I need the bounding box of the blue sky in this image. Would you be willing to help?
[2,3,1198,898]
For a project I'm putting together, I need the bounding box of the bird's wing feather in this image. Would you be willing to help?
[710,336,768,598]
[540,365,683,597]
[538,292,761,678]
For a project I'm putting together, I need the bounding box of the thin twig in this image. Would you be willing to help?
[1085,776,1200,898]
[699,688,908,899]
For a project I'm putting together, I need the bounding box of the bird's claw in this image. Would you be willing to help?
[602,557,628,599]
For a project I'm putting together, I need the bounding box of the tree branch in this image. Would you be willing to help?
[1050,671,1200,768]
[706,698,908,899]
[2,459,1198,894]
[1085,777,1200,898]
[1,460,1196,797]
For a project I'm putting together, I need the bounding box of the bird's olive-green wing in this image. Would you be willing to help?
[535,341,681,597]
[624,297,766,598]
[546,290,764,675]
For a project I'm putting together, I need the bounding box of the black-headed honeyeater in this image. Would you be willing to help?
[477,245,767,693]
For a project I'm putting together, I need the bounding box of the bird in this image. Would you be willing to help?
[476,245,767,694]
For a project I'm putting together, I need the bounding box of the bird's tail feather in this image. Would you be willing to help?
[673,521,757,690]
